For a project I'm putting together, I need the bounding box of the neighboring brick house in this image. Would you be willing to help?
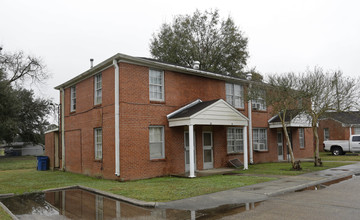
[319,111,360,151]
[46,53,314,181]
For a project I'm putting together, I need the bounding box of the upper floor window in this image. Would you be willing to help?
[253,128,267,151]
[94,73,102,105]
[149,126,165,159]
[226,83,244,108]
[354,127,360,134]
[94,128,102,160]
[252,90,266,111]
[70,86,76,112]
[227,127,244,153]
[299,128,305,149]
[149,69,164,101]
[324,128,329,141]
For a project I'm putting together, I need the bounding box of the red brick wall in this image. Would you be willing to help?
[45,131,57,170]
[318,119,350,151]
[57,61,315,180]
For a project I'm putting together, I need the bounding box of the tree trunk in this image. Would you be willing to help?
[281,120,300,170]
[313,121,322,167]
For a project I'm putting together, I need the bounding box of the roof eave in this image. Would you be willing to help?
[55,53,250,90]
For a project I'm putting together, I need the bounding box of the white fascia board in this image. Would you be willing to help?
[190,118,248,126]
[192,99,249,122]
[56,53,251,90]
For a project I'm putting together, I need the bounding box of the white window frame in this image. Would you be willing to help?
[253,128,268,151]
[324,128,329,141]
[70,86,76,112]
[252,90,266,111]
[94,128,102,160]
[94,73,102,105]
[299,128,305,149]
[149,69,164,101]
[227,127,244,153]
[225,83,244,108]
[354,127,360,134]
[149,126,165,159]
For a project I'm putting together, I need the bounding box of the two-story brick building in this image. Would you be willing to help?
[45,53,314,180]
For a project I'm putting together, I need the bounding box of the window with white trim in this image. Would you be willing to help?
[94,73,102,105]
[94,128,102,160]
[354,127,360,134]
[226,83,244,108]
[253,128,267,151]
[149,69,164,101]
[299,128,305,149]
[252,90,266,111]
[227,127,244,153]
[70,86,76,112]
[324,128,329,141]
[149,126,165,159]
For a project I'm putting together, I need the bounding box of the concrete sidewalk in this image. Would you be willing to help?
[156,162,360,211]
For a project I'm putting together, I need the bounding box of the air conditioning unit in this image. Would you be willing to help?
[254,143,266,151]
[252,103,261,110]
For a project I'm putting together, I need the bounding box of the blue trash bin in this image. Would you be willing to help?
[37,156,49,171]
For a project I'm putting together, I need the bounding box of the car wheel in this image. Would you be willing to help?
[332,147,342,156]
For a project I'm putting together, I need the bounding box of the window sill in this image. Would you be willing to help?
[252,109,267,113]
[70,111,76,114]
[94,159,103,163]
[254,150,269,153]
[94,104,102,108]
[300,148,305,150]
[150,158,166,162]
[227,152,243,156]
[150,100,165,104]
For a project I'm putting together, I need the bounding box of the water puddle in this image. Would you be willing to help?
[295,175,353,192]
[0,189,193,220]
[0,188,263,220]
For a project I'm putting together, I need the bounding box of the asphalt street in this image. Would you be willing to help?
[217,175,360,220]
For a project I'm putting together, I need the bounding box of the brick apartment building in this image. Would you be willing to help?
[45,53,314,181]
[318,111,360,151]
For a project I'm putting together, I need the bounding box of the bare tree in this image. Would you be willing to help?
[250,73,302,170]
[0,49,48,86]
[299,67,359,166]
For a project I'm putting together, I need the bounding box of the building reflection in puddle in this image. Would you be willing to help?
[1,188,259,219]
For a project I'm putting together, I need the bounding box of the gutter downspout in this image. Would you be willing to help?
[60,88,65,170]
[246,73,253,164]
[113,59,120,176]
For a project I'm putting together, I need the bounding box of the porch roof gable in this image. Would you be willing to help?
[167,99,249,127]
[268,111,312,128]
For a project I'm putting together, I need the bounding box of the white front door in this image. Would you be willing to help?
[185,131,196,172]
[277,131,283,161]
[203,131,213,169]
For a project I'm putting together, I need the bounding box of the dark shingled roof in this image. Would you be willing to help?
[321,111,360,125]
[168,99,220,119]
[268,109,302,123]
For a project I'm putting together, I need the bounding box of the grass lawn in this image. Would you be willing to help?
[0,156,274,202]
[319,151,360,161]
[0,156,37,170]
[233,161,354,176]
[0,205,12,220]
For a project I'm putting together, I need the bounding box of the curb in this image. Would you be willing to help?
[78,185,157,208]
[0,193,14,198]
[0,201,18,220]
[44,185,157,208]
[265,170,358,197]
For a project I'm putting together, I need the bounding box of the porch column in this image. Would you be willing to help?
[243,126,248,170]
[189,124,196,178]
